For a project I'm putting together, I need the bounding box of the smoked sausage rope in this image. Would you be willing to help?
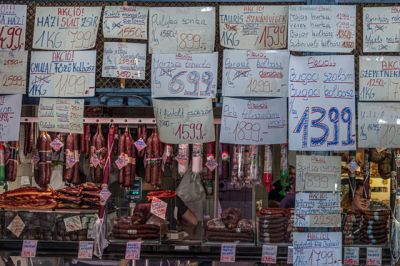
[176,144,189,177]
[151,129,162,187]
[5,141,18,182]
[103,124,117,185]
[36,131,52,188]
[90,125,106,183]
[144,130,153,184]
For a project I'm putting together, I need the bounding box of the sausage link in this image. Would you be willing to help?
[64,133,74,182]
[72,134,80,184]
[123,129,132,187]
[145,130,153,184]
[117,130,125,185]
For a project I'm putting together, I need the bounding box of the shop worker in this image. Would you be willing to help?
[268,165,295,207]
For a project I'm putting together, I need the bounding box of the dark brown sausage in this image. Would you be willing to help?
[64,133,74,182]
[72,134,80,184]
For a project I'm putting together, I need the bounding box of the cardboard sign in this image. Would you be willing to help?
[78,241,94,259]
[296,155,341,192]
[29,51,96,97]
[219,5,287,50]
[125,241,141,260]
[220,97,287,145]
[33,6,101,50]
[344,247,359,265]
[359,56,400,101]
[288,55,356,151]
[38,98,84,134]
[21,240,38,258]
[261,244,277,264]
[0,94,22,141]
[363,7,400,52]
[366,247,382,266]
[220,243,236,263]
[64,216,82,232]
[358,102,400,148]
[289,5,356,52]
[293,232,342,266]
[150,197,167,220]
[151,52,217,98]
[102,42,146,80]
[149,7,215,54]
[153,98,215,144]
[103,6,148,40]
[0,5,27,51]
[7,214,25,238]
[222,50,289,97]
[294,192,341,227]
[0,51,27,94]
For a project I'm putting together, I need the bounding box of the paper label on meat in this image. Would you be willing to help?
[64,215,82,232]
[99,187,112,204]
[150,196,167,220]
[50,138,64,151]
[115,154,129,170]
[90,154,100,168]
[205,158,218,172]
[65,150,76,169]
[134,138,146,151]
[7,215,25,238]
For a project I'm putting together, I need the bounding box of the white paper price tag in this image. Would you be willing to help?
[220,243,236,263]
[78,241,94,259]
[21,240,37,258]
[7,215,25,238]
[125,241,141,260]
[367,247,381,266]
[64,216,82,232]
[344,247,359,265]
[261,244,277,264]
[287,246,293,264]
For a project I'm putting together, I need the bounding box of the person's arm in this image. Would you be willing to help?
[182,208,198,226]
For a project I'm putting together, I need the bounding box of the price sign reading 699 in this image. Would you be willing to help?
[288,55,356,151]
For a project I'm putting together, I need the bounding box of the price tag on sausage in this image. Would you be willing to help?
[261,244,277,264]
[367,247,381,266]
[125,241,141,260]
[7,214,25,238]
[220,243,236,263]
[78,241,94,259]
[50,137,64,151]
[90,154,100,168]
[64,216,82,232]
[115,154,129,170]
[99,187,112,205]
[134,138,146,151]
[344,247,359,265]
[21,240,37,258]
[150,197,167,220]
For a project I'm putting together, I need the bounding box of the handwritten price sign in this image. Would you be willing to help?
[78,241,94,259]
[363,7,400,52]
[293,232,342,266]
[359,56,400,101]
[125,241,141,260]
[222,50,289,97]
[358,102,400,148]
[220,97,287,145]
[33,6,101,50]
[220,243,236,263]
[289,5,356,53]
[153,98,215,144]
[344,247,359,265]
[29,51,96,97]
[102,42,146,80]
[296,155,341,192]
[103,6,148,40]
[0,5,26,51]
[288,55,356,151]
[38,98,84,134]
[219,5,287,50]
[151,53,217,98]
[149,7,215,54]
[0,94,22,141]
[366,247,381,266]
[21,240,38,258]
[261,245,277,264]
[150,197,167,220]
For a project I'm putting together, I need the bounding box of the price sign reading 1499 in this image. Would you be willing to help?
[288,55,356,151]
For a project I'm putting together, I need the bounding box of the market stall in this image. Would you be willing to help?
[0,0,398,265]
